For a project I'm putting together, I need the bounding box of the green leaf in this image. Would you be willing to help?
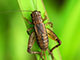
[17,0,61,60]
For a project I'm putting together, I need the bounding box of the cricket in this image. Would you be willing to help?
[24,10,61,60]
[22,0,62,60]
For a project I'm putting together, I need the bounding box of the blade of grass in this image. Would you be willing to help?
[17,0,62,60]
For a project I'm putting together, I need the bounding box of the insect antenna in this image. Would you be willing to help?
[0,10,33,14]
[19,10,33,12]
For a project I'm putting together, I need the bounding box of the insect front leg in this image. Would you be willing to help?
[27,27,34,35]
[45,22,53,28]
[42,15,47,22]
[23,17,32,24]
[42,12,53,28]
[27,32,44,60]
[42,12,47,22]
[46,28,61,52]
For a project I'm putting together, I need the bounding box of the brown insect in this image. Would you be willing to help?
[23,10,61,60]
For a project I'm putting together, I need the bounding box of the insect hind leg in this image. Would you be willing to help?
[39,51,44,60]
[47,49,54,60]
[27,32,39,54]
[46,28,61,52]
[27,32,44,60]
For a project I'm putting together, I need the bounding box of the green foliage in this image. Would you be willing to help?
[44,0,80,60]
[17,0,61,60]
[0,0,80,60]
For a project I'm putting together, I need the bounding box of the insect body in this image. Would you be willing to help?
[32,10,48,51]
[24,10,61,60]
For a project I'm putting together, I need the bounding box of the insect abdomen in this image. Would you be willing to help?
[34,23,49,50]
[38,34,48,50]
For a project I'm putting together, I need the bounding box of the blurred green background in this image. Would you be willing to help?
[0,0,80,60]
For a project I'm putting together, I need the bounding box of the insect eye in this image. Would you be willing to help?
[31,14,32,17]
